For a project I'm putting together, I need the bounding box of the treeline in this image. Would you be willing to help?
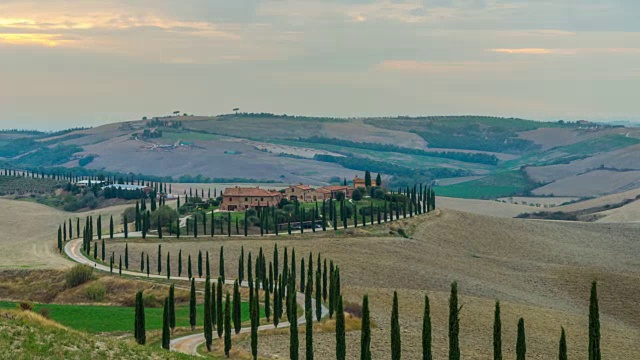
[219,112,347,123]
[305,136,499,165]
[314,154,468,182]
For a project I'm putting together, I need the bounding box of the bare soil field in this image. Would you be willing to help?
[555,187,640,213]
[497,196,579,207]
[97,209,640,359]
[594,199,640,223]
[531,169,640,197]
[321,119,429,149]
[437,196,530,218]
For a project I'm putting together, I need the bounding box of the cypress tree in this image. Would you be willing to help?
[265,283,271,321]
[588,281,601,360]
[244,211,248,236]
[124,215,128,238]
[516,318,526,360]
[198,250,203,278]
[206,251,210,278]
[157,244,162,274]
[140,252,144,272]
[217,277,224,338]
[204,277,213,352]
[494,301,502,360]
[134,290,146,345]
[189,279,196,330]
[109,253,113,273]
[166,252,171,279]
[109,215,114,239]
[125,243,129,269]
[391,291,401,360]
[559,327,568,360]
[274,280,280,328]
[102,239,105,261]
[449,282,460,360]
[361,294,371,360]
[283,247,289,286]
[93,241,97,259]
[169,284,176,334]
[146,254,150,277]
[188,254,192,279]
[224,292,232,357]
[193,215,198,238]
[269,262,274,293]
[233,280,241,334]
[58,226,62,253]
[306,306,314,360]
[176,218,180,238]
[178,249,182,277]
[336,295,346,360]
[97,215,102,240]
[211,279,217,329]
[300,257,305,293]
[162,297,170,350]
[251,290,259,360]
[119,255,122,276]
[315,270,322,321]
[289,278,299,360]
[423,295,432,360]
[219,246,225,282]
[158,216,163,239]
[323,258,328,302]
[239,246,245,284]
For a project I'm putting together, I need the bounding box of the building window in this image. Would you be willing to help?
[245,197,248,201]
[260,197,264,201]
[229,198,232,201]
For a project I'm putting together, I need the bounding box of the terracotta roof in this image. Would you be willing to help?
[319,185,350,192]
[293,184,314,190]
[223,187,281,197]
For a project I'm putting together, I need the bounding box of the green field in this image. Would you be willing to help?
[553,134,640,156]
[435,170,538,199]
[0,300,257,333]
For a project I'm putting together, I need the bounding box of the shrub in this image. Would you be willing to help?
[17,302,33,311]
[343,301,363,318]
[352,188,364,201]
[373,188,386,200]
[66,264,94,288]
[86,283,106,302]
[38,308,51,319]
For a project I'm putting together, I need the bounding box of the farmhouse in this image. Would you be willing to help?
[219,186,283,211]
[75,180,105,188]
[102,184,152,194]
[285,184,315,202]
[353,175,366,188]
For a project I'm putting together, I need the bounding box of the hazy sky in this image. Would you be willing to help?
[1,0,639,130]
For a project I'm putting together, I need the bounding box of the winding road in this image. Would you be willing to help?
[64,237,329,356]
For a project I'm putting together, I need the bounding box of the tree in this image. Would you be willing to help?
[188,254,193,279]
[206,251,210,278]
[233,280,241,334]
[516,318,526,360]
[217,277,224,338]
[423,295,432,360]
[162,297,170,350]
[109,215,114,239]
[336,295,346,360]
[102,239,105,261]
[589,281,601,360]
[124,215,128,238]
[288,278,299,360]
[178,249,182,277]
[391,291,401,360]
[220,246,225,282]
[166,252,171,279]
[169,284,176,334]
[364,170,372,187]
[449,282,460,360]
[134,291,146,345]
[361,294,372,360]
[198,250,203,278]
[559,327,568,360]
[323,259,328,302]
[57,226,62,253]
[125,243,129,269]
[306,307,314,360]
[494,301,502,360]
[251,290,259,360]
[224,292,232,357]
[239,246,245,284]
[204,277,213,352]
[157,244,162,274]
[315,270,322,321]
[376,173,382,187]
[189,279,196,330]
[146,254,150,277]
[211,279,217,330]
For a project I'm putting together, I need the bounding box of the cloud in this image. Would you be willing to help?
[490,47,640,55]
[0,33,74,47]
[491,48,554,55]
[376,59,513,73]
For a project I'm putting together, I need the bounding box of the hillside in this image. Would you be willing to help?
[2,114,639,198]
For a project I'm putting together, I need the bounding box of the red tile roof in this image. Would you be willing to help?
[223,187,281,197]
[319,185,350,192]
[293,184,314,190]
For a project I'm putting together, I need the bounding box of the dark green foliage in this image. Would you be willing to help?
[288,277,299,360]
[494,301,502,360]
[124,215,128,238]
[134,290,146,345]
[124,243,129,270]
[166,252,170,279]
[217,277,224,339]
[161,297,170,350]
[336,295,346,360]
[251,289,259,360]
[306,307,314,360]
[516,318,526,360]
[315,270,322,322]
[224,292,232,357]
[189,279,196,330]
[198,250,203,278]
[205,251,210,278]
[204,277,213,352]
[449,282,460,360]
[157,244,162,275]
[220,246,225,282]
[109,216,114,239]
[239,246,245,285]
[559,327,568,360]
[178,249,182,277]
[233,280,241,334]
[211,280,217,328]
[188,254,192,279]
[361,294,371,360]
[423,295,432,360]
[391,291,401,360]
[169,284,176,333]
[589,281,601,360]
[57,226,62,253]
[323,259,328,302]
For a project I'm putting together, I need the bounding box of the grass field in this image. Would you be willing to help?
[0,300,256,333]
[554,134,640,156]
[435,170,538,199]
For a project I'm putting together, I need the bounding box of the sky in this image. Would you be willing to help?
[1,0,639,130]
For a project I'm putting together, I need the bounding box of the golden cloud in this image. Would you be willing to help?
[0,33,72,47]
[491,48,553,55]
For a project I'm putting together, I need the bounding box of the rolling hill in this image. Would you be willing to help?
[1,114,639,199]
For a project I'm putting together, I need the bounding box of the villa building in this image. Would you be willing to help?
[219,186,283,211]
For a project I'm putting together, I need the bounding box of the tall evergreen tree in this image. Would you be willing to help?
[188,254,193,279]
[198,250,203,278]
[336,295,346,360]
[206,251,210,278]
[559,327,568,360]
[125,243,129,269]
[364,170,372,187]
[134,291,146,345]
[102,239,105,261]
[166,252,171,279]
[300,257,306,293]
[146,254,150,277]
[494,301,502,360]
[189,279,196,330]
[361,294,372,360]
[323,258,328,302]
[169,284,176,334]
[376,173,382,186]
[391,291,401,360]
[178,249,182,277]
[124,215,128,238]
[449,282,460,360]
[219,246,225,282]
[109,215,114,239]
[57,226,63,253]
[204,277,213,352]
[217,277,224,338]
[251,291,259,360]
[589,281,601,360]
[224,292,232,358]
[516,318,526,360]
[162,297,170,350]
[423,295,432,360]
[288,278,299,360]
[306,306,314,360]
[315,270,322,321]
[233,280,241,334]
[157,244,162,274]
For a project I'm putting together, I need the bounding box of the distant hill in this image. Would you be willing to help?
[1,113,639,198]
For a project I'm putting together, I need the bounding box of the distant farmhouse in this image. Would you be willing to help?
[220,175,377,211]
